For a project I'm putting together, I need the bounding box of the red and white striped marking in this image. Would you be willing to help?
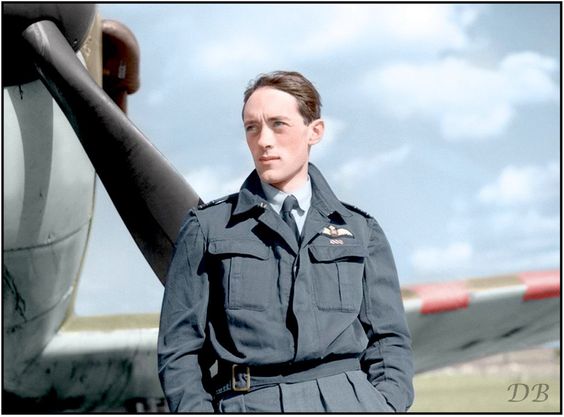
[404,281,469,314]
[402,269,560,315]
[519,270,561,301]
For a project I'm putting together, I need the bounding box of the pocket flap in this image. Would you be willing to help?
[308,244,368,262]
[209,239,269,260]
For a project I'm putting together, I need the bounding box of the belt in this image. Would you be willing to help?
[213,357,361,396]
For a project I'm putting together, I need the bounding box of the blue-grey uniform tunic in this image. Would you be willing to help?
[158,163,414,412]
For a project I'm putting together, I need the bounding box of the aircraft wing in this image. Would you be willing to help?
[404,270,560,372]
[9,270,559,412]
[6,314,163,412]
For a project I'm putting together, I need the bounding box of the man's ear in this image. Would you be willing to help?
[308,119,325,146]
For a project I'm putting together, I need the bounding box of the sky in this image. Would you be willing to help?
[75,3,560,316]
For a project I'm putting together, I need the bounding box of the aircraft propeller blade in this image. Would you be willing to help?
[19,18,202,283]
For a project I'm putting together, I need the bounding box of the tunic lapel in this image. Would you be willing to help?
[301,207,330,247]
[257,208,300,255]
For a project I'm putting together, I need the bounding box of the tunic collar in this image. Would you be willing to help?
[260,177,311,216]
[233,163,351,219]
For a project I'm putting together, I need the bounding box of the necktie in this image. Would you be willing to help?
[281,195,300,242]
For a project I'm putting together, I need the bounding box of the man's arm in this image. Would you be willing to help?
[157,211,215,412]
[359,218,414,412]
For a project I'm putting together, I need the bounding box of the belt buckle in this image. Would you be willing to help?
[231,364,251,392]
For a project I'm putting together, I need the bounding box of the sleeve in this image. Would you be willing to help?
[157,210,215,412]
[358,218,414,412]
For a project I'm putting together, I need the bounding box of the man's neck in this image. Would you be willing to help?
[261,176,312,216]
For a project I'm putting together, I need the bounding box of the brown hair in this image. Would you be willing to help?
[243,71,322,124]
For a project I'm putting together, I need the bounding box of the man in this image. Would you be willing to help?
[158,71,414,412]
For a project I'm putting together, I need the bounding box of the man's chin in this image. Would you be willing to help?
[257,167,309,192]
[257,169,279,185]
[258,176,286,191]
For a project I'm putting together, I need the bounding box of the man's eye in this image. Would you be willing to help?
[245,125,257,133]
[273,121,286,128]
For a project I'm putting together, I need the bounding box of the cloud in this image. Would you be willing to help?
[197,36,278,77]
[449,206,559,248]
[299,4,478,58]
[448,207,559,240]
[442,161,559,280]
[191,4,480,78]
[411,242,473,278]
[146,89,166,108]
[443,166,559,280]
[184,165,251,202]
[478,162,559,206]
[476,246,559,278]
[489,209,559,236]
[500,52,558,101]
[410,235,559,281]
[330,144,411,188]
[363,52,558,140]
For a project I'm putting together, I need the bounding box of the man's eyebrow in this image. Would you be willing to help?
[267,116,291,122]
[243,115,291,124]
[243,117,258,124]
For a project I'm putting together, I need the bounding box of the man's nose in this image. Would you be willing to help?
[257,125,275,148]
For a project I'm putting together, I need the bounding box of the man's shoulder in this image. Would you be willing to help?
[182,193,240,235]
[188,193,240,227]
[196,193,239,212]
[340,201,374,220]
[340,202,390,241]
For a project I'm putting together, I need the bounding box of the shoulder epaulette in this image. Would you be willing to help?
[341,201,374,219]
[197,193,238,210]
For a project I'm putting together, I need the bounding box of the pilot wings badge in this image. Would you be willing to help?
[321,225,354,238]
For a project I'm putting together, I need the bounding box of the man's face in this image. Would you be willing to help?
[243,87,324,192]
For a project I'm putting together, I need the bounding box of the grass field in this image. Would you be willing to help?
[410,373,560,412]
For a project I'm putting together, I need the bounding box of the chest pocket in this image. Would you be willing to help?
[308,243,368,312]
[209,239,272,311]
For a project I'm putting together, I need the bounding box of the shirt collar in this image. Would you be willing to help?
[233,163,351,218]
[260,177,311,215]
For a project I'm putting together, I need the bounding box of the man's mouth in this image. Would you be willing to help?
[259,156,280,162]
